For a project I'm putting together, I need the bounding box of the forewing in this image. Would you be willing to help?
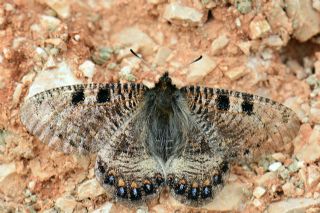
[20,83,146,154]
[181,86,301,160]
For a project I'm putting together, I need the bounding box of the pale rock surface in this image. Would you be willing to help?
[186,55,217,83]
[114,27,156,56]
[79,60,95,81]
[211,34,230,55]
[92,202,113,213]
[55,195,78,213]
[77,179,105,200]
[154,46,172,66]
[0,162,16,183]
[27,61,83,98]
[313,0,320,11]
[310,100,320,124]
[265,2,292,44]
[253,186,266,198]
[255,172,277,186]
[267,197,320,213]
[147,0,166,4]
[204,182,250,211]
[42,0,71,18]
[12,83,23,106]
[296,125,320,163]
[39,15,61,32]
[307,165,320,188]
[237,41,251,55]
[249,16,271,39]
[163,2,206,27]
[268,162,282,172]
[285,0,320,42]
[224,65,247,81]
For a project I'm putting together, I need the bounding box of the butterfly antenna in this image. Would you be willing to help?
[180,55,203,70]
[191,55,202,64]
[130,49,154,71]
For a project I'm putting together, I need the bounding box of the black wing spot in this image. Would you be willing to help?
[97,87,110,103]
[241,100,254,115]
[130,188,142,200]
[216,95,230,111]
[117,187,128,198]
[71,88,85,105]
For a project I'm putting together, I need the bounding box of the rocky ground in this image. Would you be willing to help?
[0,0,320,212]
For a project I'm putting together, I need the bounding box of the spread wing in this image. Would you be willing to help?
[165,86,300,207]
[20,83,147,154]
[181,86,300,160]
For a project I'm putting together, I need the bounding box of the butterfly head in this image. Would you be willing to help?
[145,72,178,115]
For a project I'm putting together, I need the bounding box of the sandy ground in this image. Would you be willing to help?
[0,0,320,212]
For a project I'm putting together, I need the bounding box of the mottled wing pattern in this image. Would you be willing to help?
[166,126,230,206]
[95,115,165,205]
[20,83,146,154]
[181,86,301,160]
[165,86,300,206]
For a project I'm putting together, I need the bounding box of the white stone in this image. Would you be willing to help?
[92,202,113,213]
[186,55,217,83]
[35,47,48,60]
[253,186,266,198]
[224,66,247,81]
[45,55,57,69]
[237,41,251,55]
[253,198,262,207]
[265,35,284,47]
[0,163,16,182]
[205,182,249,211]
[39,15,61,31]
[211,34,230,55]
[12,37,26,49]
[313,0,320,11]
[79,60,95,80]
[249,17,271,39]
[4,3,14,11]
[268,162,282,172]
[267,197,320,213]
[74,34,80,41]
[12,83,23,105]
[307,165,320,188]
[163,2,205,27]
[27,61,82,98]
[45,0,70,19]
[286,0,320,42]
[55,195,77,213]
[114,27,156,56]
[77,179,105,200]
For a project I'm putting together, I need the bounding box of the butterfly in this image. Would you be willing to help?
[20,72,300,207]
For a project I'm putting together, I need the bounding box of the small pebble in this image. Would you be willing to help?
[268,162,282,172]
